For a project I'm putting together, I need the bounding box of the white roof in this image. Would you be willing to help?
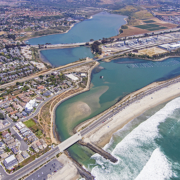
[5,155,16,164]
[66,74,79,81]
[169,44,180,48]
[25,99,36,110]
[81,73,87,77]
[19,121,25,127]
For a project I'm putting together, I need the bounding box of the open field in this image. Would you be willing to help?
[24,119,36,128]
[113,5,177,38]
[135,23,167,31]
[133,47,168,57]
[143,20,156,23]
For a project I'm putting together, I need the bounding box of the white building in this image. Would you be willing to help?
[3,155,18,170]
[80,73,87,77]
[25,99,38,113]
[65,74,79,81]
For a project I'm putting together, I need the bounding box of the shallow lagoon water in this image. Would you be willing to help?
[40,46,94,67]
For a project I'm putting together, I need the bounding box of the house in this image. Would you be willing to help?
[3,137,14,145]
[3,155,18,170]
[5,107,13,113]
[39,139,47,149]
[16,154,24,163]
[0,150,4,155]
[22,111,27,116]
[43,91,51,97]
[31,143,39,153]
[36,141,43,150]
[36,96,44,102]
[15,113,23,119]
[9,110,18,116]
[2,131,10,139]
[21,151,29,159]
[11,147,19,154]
[0,142,5,149]
[37,85,45,90]
[81,73,87,77]
[7,141,19,149]
[0,152,8,159]
[3,121,9,126]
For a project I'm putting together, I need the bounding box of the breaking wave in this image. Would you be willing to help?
[90,97,180,180]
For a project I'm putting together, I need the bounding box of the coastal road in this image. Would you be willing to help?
[1,146,60,180]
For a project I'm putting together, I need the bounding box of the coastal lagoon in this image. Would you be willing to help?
[27,12,126,45]
[55,57,180,169]
[40,46,94,67]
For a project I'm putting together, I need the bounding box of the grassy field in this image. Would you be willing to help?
[24,119,36,128]
[135,24,167,31]
[24,119,43,139]
[143,20,155,23]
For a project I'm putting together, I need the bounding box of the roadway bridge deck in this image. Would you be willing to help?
[31,42,88,48]
[58,133,82,152]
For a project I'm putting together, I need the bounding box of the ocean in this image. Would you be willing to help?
[90,97,180,180]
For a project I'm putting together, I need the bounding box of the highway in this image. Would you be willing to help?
[1,147,60,180]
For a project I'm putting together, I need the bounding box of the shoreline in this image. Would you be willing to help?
[103,54,180,63]
[51,61,99,142]
[25,14,95,43]
[25,23,77,43]
[80,77,180,148]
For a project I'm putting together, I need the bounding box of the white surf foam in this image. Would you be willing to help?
[135,148,173,180]
[91,97,180,180]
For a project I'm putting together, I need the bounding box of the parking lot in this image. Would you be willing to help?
[25,159,63,180]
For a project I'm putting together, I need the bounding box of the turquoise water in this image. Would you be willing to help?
[40,46,94,67]
[27,12,126,45]
[55,57,180,166]
[90,97,180,180]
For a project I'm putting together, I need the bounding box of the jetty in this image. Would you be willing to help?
[78,140,118,163]
[64,151,94,180]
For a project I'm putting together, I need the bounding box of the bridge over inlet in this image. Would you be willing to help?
[30,42,93,49]
[58,133,82,152]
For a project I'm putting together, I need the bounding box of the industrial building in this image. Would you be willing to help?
[65,74,79,81]
[3,154,18,170]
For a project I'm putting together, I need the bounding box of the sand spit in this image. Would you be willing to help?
[82,78,180,147]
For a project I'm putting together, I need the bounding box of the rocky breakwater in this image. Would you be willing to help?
[78,140,118,163]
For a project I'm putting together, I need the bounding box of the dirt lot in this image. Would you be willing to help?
[133,47,168,57]
[114,16,177,38]
[114,26,149,38]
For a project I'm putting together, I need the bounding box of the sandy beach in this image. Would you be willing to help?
[82,79,180,147]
